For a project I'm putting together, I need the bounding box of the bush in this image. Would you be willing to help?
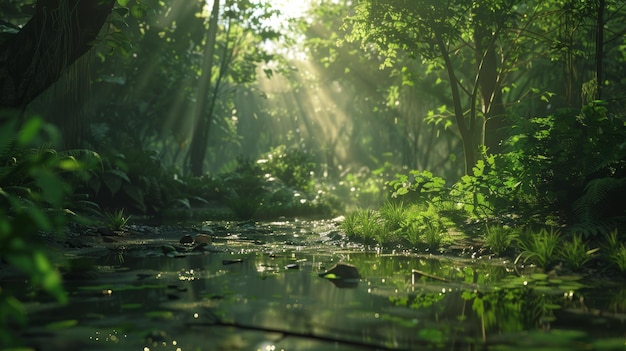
[507,102,626,234]
[257,144,317,192]
[0,116,79,347]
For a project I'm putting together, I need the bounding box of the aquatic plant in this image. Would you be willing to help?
[103,208,131,230]
[515,227,561,268]
[484,224,518,256]
[558,234,596,271]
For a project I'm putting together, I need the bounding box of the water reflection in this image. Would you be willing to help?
[12,220,626,350]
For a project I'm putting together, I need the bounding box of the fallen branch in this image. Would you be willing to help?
[188,310,411,351]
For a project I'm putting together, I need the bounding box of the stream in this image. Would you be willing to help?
[6,218,626,350]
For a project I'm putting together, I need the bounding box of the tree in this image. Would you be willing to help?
[189,0,221,176]
[0,0,115,109]
[186,0,280,176]
[343,0,529,174]
[299,0,463,178]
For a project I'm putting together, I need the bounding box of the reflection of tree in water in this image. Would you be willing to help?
[387,280,567,346]
[463,287,554,341]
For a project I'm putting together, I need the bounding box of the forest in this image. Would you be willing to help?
[1,0,626,350]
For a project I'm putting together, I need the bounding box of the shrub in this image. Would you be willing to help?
[257,144,317,192]
[507,102,626,234]
[0,116,79,347]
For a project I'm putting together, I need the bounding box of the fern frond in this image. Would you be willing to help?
[569,217,626,238]
[61,149,103,171]
[584,156,621,177]
[572,177,626,235]
[582,177,626,205]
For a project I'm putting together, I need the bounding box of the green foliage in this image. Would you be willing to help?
[450,153,525,220]
[341,208,388,245]
[609,246,626,274]
[342,202,449,250]
[507,102,626,234]
[103,208,131,230]
[0,116,80,347]
[515,228,561,268]
[337,165,391,209]
[215,155,337,220]
[558,234,595,271]
[220,158,266,219]
[603,230,626,273]
[81,148,209,215]
[378,200,406,231]
[388,170,445,202]
[401,204,447,250]
[257,145,316,192]
[484,224,518,256]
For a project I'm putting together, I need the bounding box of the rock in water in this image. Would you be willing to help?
[319,263,360,279]
[194,234,212,244]
[319,263,360,288]
[179,234,194,245]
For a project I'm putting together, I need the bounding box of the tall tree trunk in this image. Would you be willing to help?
[189,0,220,176]
[436,32,476,175]
[595,0,605,100]
[474,5,507,155]
[0,0,115,109]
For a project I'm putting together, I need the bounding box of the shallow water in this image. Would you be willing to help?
[7,219,626,350]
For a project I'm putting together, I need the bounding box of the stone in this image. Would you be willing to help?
[179,234,194,245]
[285,263,299,270]
[194,234,212,244]
[319,263,360,279]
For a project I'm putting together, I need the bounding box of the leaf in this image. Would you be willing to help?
[130,5,146,19]
[18,117,42,145]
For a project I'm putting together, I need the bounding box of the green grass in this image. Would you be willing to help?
[610,246,626,273]
[400,204,447,250]
[515,227,561,268]
[379,201,407,231]
[559,234,595,271]
[603,229,621,256]
[484,224,518,256]
[422,218,445,250]
[342,208,388,245]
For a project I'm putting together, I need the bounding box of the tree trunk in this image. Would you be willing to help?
[436,32,476,175]
[595,0,605,100]
[188,0,221,176]
[474,5,507,154]
[0,0,115,109]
